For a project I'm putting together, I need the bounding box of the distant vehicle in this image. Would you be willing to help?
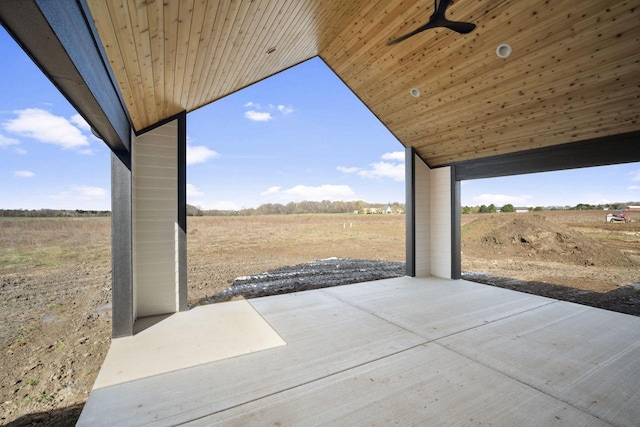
[606,209,630,223]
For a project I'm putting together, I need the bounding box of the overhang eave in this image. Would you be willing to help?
[0,0,131,166]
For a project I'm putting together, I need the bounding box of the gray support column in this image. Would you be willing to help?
[111,152,134,338]
[450,167,461,279]
[405,147,416,277]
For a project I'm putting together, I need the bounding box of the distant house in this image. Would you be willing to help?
[384,206,393,214]
[626,206,640,211]
[515,207,530,213]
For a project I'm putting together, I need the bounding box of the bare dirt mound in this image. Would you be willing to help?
[474,214,636,268]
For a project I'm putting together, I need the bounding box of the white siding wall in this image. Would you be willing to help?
[413,154,431,277]
[429,167,452,279]
[132,120,179,317]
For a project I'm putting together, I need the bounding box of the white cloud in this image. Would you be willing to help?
[358,161,404,182]
[70,114,91,132]
[245,110,273,122]
[3,108,90,150]
[187,144,219,165]
[73,185,107,198]
[244,101,294,121]
[381,151,405,161]
[338,151,405,182]
[627,185,640,191]
[260,186,282,196]
[628,170,640,182]
[277,105,294,115]
[14,170,35,178]
[0,133,20,148]
[337,166,361,174]
[472,193,532,205]
[261,184,355,202]
[186,183,204,197]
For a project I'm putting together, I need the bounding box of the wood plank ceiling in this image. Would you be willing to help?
[86,0,640,167]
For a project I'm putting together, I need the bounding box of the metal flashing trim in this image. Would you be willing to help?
[135,111,187,137]
[405,147,416,277]
[450,167,461,280]
[177,112,188,311]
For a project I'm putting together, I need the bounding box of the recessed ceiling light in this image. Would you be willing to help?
[410,88,421,98]
[266,47,276,55]
[496,43,512,58]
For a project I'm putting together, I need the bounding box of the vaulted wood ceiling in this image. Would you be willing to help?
[86,0,640,167]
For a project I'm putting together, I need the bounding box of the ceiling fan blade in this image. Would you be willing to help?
[387,0,475,46]
[445,20,476,34]
[386,21,436,46]
[435,0,453,17]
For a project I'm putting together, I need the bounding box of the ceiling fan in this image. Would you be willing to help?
[387,0,476,46]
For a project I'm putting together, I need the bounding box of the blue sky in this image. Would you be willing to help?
[1,27,639,211]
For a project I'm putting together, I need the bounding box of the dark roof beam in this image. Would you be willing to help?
[0,0,131,167]
[453,131,640,181]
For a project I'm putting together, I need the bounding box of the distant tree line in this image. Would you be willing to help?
[4,200,635,218]
[188,201,405,217]
[462,201,640,214]
[0,209,111,217]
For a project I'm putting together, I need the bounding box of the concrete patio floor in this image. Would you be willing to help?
[78,277,640,426]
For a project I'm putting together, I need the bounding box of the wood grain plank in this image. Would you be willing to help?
[197,1,245,108]
[85,0,640,161]
[162,0,180,124]
[146,0,166,119]
[127,0,158,125]
[179,0,207,110]
[191,1,230,109]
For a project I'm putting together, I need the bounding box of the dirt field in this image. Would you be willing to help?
[187,215,404,305]
[462,210,640,293]
[0,214,403,425]
[1,210,639,425]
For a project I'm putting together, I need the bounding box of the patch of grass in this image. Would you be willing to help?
[0,250,33,266]
[12,326,39,347]
[48,301,64,310]
[0,218,112,270]
[35,393,54,404]
[27,378,38,386]
[56,342,66,352]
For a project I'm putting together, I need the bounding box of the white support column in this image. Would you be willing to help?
[407,149,456,280]
[413,153,431,277]
[132,116,187,318]
[429,167,453,279]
